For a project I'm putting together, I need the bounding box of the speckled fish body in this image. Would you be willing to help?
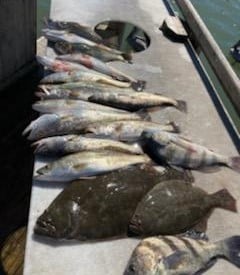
[141,131,240,173]
[32,99,127,115]
[129,180,237,236]
[89,91,187,112]
[56,54,144,88]
[36,56,90,72]
[34,166,194,240]
[125,235,240,275]
[35,150,151,182]
[39,71,136,89]
[37,82,136,100]
[85,120,179,142]
[45,18,104,45]
[54,41,131,63]
[33,135,143,156]
[23,111,148,141]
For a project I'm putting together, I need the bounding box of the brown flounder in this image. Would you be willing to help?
[34,166,193,240]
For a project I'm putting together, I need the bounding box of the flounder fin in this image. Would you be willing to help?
[228,156,240,173]
[220,236,240,267]
[131,80,146,92]
[211,189,237,213]
[176,100,187,113]
[161,250,188,269]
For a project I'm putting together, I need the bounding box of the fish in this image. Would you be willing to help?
[45,18,105,45]
[56,54,145,90]
[36,82,136,100]
[54,41,132,63]
[85,120,180,142]
[23,110,150,141]
[129,179,237,236]
[88,91,187,112]
[124,235,240,275]
[32,135,143,156]
[34,165,194,240]
[39,71,143,91]
[141,130,240,173]
[32,99,128,115]
[34,150,151,182]
[36,55,90,72]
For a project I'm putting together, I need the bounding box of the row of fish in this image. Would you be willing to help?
[24,18,240,274]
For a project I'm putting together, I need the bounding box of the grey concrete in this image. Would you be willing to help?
[0,0,36,91]
[24,0,240,274]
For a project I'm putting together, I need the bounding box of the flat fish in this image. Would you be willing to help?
[129,180,237,236]
[34,166,194,240]
[124,235,240,275]
[141,130,240,173]
[34,150,151,182]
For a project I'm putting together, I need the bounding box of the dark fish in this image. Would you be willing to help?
[34,166,193,240]
[141,130,240,173]
[125,235,240,275]
[54,41,132,63]
[129,180,237,236]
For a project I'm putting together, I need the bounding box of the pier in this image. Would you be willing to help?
[20,0,240,274]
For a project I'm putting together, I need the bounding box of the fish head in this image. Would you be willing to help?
[124,245,159,275]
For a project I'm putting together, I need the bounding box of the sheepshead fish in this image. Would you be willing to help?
[129,180,237,236]
[125,235,240,275]
[141,130,240,173]
[23,110,149,141]
[56,54,145,90]
[85,120,180,142]
[40,71,143,91]
[34,150,151,182]
[45,18,104,45]
[34,166,194,240]
[33,135,143,156]
[89,91,187,112]
[54,41,132,63]
[36,55,90,72]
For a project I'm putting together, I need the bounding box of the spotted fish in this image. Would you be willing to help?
[125,235,240,274]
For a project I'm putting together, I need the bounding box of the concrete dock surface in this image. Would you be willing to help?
[24,0,240,274]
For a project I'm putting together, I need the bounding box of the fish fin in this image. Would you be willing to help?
[228,156,240,173]
[167,121,181,133]
[135,109,152,121]
[197,165,221,173]
[176,100,187,113]
[121,53,133,63]
[178,229,209,241]
[144,106,165,113]
[169,164,185,172]
[161,250,188,269]
[210,189,237,212]
[220,236,240,267]
[77,176,97,180]
[191,214,210,233]
[131,80,146,92]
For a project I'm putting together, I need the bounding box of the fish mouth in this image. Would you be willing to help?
[34,218,57,238]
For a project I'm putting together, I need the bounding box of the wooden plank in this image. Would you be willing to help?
[175,0,240,116]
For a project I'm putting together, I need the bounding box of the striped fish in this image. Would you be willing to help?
[141,130,240,173]
[125,235,240,274]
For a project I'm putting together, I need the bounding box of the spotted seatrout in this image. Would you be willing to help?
[32,135,143,156]
[34,150,151,182]
[56,54,145,90]
[141,130,240,173]
[54,41,132,63]
[125,235,240,275]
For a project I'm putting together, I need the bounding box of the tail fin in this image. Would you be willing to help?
[176,100,187,113]
[210,189,237,212]
[131,80,146,92]
[218,236,240,267]
[228,156,240,173]
[121,53,133,63]
[136,109,151,121]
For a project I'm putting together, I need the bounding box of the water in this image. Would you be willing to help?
[36,0,240,130]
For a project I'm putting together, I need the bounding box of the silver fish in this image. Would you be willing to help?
[89,91,187,112]
[85,120,180,142]
[125,235,240,275]
[32,135,143,156]
[141,131,240,173]
[35,150,150,182]
[56,54,145,90]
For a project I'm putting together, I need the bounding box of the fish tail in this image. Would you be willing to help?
[121,53,133,63]
[136,109,151,121]
[228,156,240,173]
[218,236,240,267]
[211,189,237,212]
[176,100,187,113]
[131,80,146,92]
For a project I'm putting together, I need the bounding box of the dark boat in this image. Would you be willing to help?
[230,40,240,62]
